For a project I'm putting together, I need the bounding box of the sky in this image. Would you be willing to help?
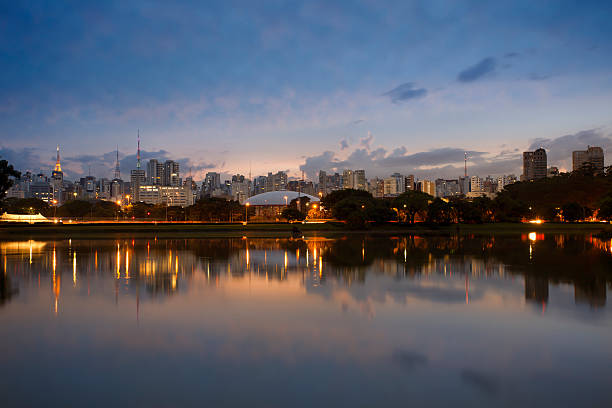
[1,0,612,181]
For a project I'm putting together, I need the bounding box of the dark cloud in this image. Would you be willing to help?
[299,144,506,180]
[351,119,365,125]
[339,139,349,150]
[2,146,217,181]
[383,83,427,103]
[504,52,520,58]
[528,128,612,170]
[460,369,500,395]
[0,147,48,174]
[457,57,497,82]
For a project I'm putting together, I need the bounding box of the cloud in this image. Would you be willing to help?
[299,143,506,181]
[0,147,48,175]
[383,83,427,103]
[1,147,219,181]
[504,52,520,58]
[528,128,612,171]
[360,131,374,149]
[457,57,497,82]
[351,119,364,125]
[339,139,349,150]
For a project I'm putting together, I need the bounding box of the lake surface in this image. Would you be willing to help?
[1,233,611,407]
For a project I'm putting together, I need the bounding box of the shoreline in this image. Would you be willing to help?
[1,221,611,239]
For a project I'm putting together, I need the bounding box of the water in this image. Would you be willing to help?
[1,233,611,407]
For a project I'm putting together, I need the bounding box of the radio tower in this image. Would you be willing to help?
[136,129,141,169]
[114,145,121,179]
[464,152,468,177]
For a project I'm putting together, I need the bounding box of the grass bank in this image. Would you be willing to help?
[1,221,611,240]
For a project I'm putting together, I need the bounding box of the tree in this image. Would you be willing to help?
[427,198,453,225]
[289,196,311,213]
[332,196,370,221]
[188,198,244,222]
[0,160,21,200]
[561,202,583,222]
[0,198,51,216]
[393,191,431,224]
[281,207,306,222]
[91,200,122,218]
[451,199,482,223]
[598,197,612,221]
[57,200,93,218]
[321,189,372,210]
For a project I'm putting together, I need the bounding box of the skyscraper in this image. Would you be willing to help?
[147,159,163,185]
[318,170,327,195]
[523,148,547,180]
[354,170,367,190]
[572,146,604,173]
[163,160,180,186]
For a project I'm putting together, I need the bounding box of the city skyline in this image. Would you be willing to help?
[1,1,612,181]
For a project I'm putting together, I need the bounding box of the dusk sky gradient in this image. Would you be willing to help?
[1,0,612,181]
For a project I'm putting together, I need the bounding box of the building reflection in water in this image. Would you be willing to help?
[0,233,611,312]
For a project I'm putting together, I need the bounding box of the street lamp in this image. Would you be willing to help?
[245,202,250,224]
[52,199,58,220]
[284,195,288,206]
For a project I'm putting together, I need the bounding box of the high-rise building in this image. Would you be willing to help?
[405,175,415,191]
[383,178,398,196]
[342,169,354,189]
[523,148,547,180]
[572,146,604,173]
[163,160,180,186]
[390,173,405,194]
[354,170,367,190]
[265,171,287,192]
[147,159,163,185]
[342,169,366,190]
[418,180,436,197]
[231,174,250,203]
[130,132,146,202]
[470,176,482,193]
[318,171,327,195]
[203,172,222,195]
[435,179,461,198]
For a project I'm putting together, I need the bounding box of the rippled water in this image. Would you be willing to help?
[1,233,611,407]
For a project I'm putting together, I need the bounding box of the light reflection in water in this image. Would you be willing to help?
[0,235,609,406]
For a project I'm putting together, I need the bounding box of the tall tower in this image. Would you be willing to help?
[114,145,121,180]
[54,144,62,173]
[464,152,467,178]
[136,129,141,169]
[130,132,146,203]
[51,145,64,204]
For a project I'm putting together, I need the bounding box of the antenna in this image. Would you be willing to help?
[136,129,141,169]
[464,152,468,178]
[114,145,121,179]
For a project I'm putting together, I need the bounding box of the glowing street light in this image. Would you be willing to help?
[284,195,288,206]
[245,202,250,224]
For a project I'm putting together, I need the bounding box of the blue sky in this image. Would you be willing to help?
[1,0,612,181]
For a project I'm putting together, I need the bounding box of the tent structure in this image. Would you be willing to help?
[0,213,52,223]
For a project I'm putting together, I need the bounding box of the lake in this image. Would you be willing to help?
[1,233,611,407]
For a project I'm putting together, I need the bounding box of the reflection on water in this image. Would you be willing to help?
[0,234,611,407]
